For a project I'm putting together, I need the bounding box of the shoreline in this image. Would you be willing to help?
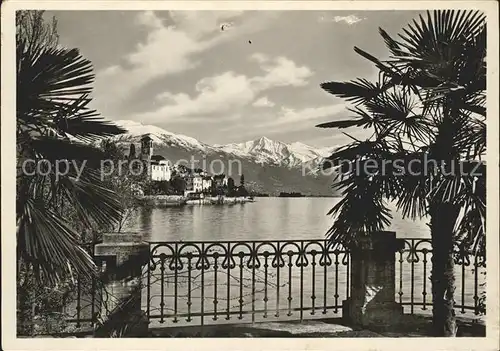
[136,195,255,207]
[135,194,342,208]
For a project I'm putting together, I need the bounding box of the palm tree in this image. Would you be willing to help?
[16,11,127,286]
[317,10,486,336]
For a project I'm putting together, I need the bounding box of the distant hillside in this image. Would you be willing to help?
[112,120,341,197]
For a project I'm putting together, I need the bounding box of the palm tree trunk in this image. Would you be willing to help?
[429,202,459,336]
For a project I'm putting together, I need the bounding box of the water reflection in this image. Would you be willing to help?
[126,198,430,241]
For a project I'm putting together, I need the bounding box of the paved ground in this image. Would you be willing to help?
[149,315,485,338]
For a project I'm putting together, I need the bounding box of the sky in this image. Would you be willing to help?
[47,10,425,148]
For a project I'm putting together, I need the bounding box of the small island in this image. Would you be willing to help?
[278,192,305,198]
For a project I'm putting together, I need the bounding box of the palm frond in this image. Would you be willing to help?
[319,9,486,259]
[52,95,127,142]
[16,34,127,285]
[452,172,486,255]
[57,168,124,230]
[321,139,384,170]
[391,11,485,91]
[17,199,97,285]
[354,46,399,79]
[326,173,393,247]
[396,11,485,62]
[320,79,382,105]
[316,107,378,130]
[24,135,108,167]
[16,156,124,283]
[17,40,95,120]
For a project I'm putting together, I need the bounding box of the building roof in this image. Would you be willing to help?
[151,155,166,162]
[140,134,153,141]
[151,160,169,166]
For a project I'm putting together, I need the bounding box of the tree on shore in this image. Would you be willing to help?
[100,140,150,231]
[317,10,485,337]
[128,143,136,159]
[227,177,236,196]
[16,10,59,48]
[237,185,249,197]
[236,174,249,196]
[170,175,186,195]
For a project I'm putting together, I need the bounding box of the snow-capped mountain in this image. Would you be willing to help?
[109,120,340,196]
[112,120,337,169]
[216,137,335,168]
[112,120,211,152]
[216,137,332,167]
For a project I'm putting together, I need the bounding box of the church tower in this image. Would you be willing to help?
[140,134,153,178]
[140,134,153,161]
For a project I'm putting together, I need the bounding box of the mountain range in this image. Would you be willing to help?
[111,120,341,196]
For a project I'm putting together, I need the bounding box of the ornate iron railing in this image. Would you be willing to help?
[145,238,486,327]
[145,239,350,327]
[63,238,486,330]
[61,243,122,333]
[397,239,486,318]
[60,243,101,331]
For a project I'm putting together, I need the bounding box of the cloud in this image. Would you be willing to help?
[252,96,275,108]
[152,71,256,119]
[93,11,211,109]
[319,14,365,25]
[169,10,244,38]
[270,104,348,126]
[249,52,268,64]
[250,53,313,89]
[333,15,365,25]
[134,54,313,123]
[221,103,348,138]
[92,11,277,114]
[135,10,165,29]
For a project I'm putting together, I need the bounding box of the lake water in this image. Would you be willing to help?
[122,198,483,327]
[127,197,430,242]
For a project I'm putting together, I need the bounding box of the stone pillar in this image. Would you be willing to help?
[342,231,404,329]
[93,233,149,337]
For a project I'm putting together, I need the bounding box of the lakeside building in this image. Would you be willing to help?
[134,138,229,195]
[140,134,172,182]
[202,176,213,193]
[184,173,203,196]
[172,164,191,178]
[193,168,209,177]
[193,174,203,193]
[213,174,228,188]
[185,176,193,192]
[150,155,171,181]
